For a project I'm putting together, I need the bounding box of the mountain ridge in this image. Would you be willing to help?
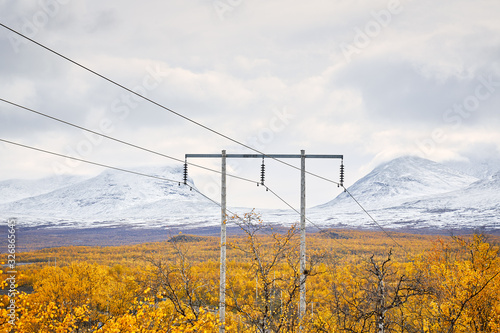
[318,156,478,210]
[1,156,498,231]
[0,175,87,204]
[0,165,221,228]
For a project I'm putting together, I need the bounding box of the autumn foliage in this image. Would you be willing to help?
[1,215,500,332]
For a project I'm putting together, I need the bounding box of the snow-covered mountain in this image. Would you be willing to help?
[401,171,500,212]
[444,157,500,180]
[0,166,221,228]
[319,156,478,210]
[0,175,87,204]
[306,156,499,231]
[1,157,499,232]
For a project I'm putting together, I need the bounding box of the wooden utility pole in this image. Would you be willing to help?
[220,150,227,333]
[299,149,306,324]
[184,151,343,331]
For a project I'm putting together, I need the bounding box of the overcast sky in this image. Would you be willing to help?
[1,0,499,210]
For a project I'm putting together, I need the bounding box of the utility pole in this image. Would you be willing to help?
[299,149,306,323]
[220,150,227,333]
[185,151,343,331]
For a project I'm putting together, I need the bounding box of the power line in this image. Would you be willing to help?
[1,136,403,259]
[0,97,257,185]
[263,185,357,254]
[0,96,402,251]
[0,137,246,226]
[0,97,402,252]
[342,186,405,251]
[0,138,183,185]
[0,137,251,227]
[0,22,341,186]
[0,22,407,251]
[252,171,405,253]
[190,187,246,229]
[190,171,364,260]
[1,97,390,245]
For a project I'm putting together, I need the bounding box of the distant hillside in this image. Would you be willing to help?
[305,156,499,232]
[0,175,86,204]
[1,157,499,233]
[0,166,220,229]
[319,156,478,210]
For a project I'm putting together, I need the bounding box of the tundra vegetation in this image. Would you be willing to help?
[1,213,500,332]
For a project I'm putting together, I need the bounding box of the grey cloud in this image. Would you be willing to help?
[1,0,500,208]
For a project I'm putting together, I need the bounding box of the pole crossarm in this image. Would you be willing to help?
[186,153,343,159]
[184,151,343,332]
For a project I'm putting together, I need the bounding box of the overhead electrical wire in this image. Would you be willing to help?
[0,138,183,185]
[0,22,340,186]
[341,186,405,251]
[0,137,253,232]
[0,22,405,250]
[189,187,246,228]
[0,97,257,185]
[0,137,404,256]
[262,185,357,254]
[0,98,402,250]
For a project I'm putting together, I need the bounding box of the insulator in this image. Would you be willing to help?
[260,157,265,186]
[183,161,188,185]
[340,161,345,187]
